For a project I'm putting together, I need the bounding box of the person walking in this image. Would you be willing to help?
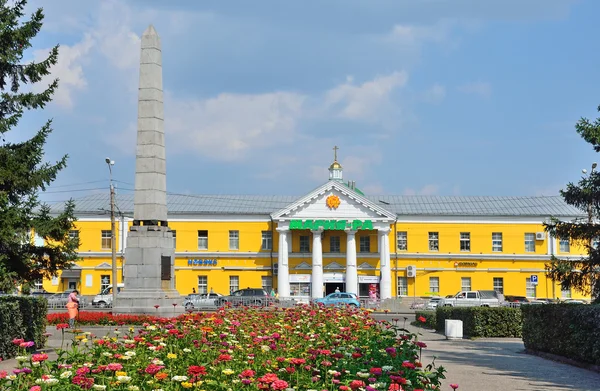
[335,287,340,293]
[66,289,80,328]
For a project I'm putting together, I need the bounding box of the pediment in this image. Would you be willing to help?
[271,181,395,222]
[95,262,111,270]
[324,261,344,270]
[358,262,375,270]
[294,261,312,270]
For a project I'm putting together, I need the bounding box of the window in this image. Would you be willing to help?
[33,280,43,291]
[197,276,208,294]
[492,232,503,252]
[172,230,176,249]
[397,231,407,251]
[261,276,272,292]
[524,233,535,252]
[229,276,239,294]
[299,236,310,252]
[561,282,571,299]
[461,277,471,291]
[329,236,340,253]
[69,230,80,248]
[525,277,537,298]
[198,230,208,250]
[429,277,439,293]
[593,237,600,249]
[100,275,110,292]
[397,277,408,296]
[559,239,570,253]
[428,232,439,251]
[101,230,112,250]
[229,230,239,250]
[460,232,471,252]
[359,236,371,253]
[261,231,272,250]
[466,292,477,299]
[493,277,504,294]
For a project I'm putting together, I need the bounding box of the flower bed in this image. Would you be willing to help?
[5,306,447,390]
[47,311,159,326]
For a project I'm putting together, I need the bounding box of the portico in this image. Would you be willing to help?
[271,160,396,300]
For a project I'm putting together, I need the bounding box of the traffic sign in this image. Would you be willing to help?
[530,275,538,285]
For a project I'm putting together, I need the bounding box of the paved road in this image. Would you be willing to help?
[3,317,599,391]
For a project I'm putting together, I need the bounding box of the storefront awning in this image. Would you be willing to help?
[60,268,82,279]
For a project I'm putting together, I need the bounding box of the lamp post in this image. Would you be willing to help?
[105,158,117,308]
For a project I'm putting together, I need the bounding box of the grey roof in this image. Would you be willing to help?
[48,192,584,217]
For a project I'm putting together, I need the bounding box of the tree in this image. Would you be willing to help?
[0,0,78,292]
[544,105,600,303]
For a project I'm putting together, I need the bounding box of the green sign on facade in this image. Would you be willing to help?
[289,219,374,231]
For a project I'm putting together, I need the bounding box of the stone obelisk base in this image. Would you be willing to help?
[112,227,184,316]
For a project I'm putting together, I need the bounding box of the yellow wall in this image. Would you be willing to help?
[37,218,591,300]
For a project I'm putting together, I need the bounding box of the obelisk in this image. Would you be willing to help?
[113,25,182,315]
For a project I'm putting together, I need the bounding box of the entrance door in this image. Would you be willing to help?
[325,283,345,296]
[68,280,77,290]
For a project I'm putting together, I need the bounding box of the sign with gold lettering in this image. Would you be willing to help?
[289,219,373,231]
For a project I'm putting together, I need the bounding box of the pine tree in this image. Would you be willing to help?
[544,105,600,303]
[0,0,78,292]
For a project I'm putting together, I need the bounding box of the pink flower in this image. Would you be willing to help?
[271,380,289,390]
[29,386,42,391]
[450,384,459,390]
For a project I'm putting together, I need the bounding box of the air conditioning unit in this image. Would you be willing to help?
[406,265,417,278]
[535,232,545,241]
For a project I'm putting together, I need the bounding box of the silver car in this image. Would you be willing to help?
[183,292,223,310]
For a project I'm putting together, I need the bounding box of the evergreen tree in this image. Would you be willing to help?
[545,105,600,303]
[0,0,78,292]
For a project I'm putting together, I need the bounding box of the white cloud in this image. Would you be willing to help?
[32,34,93,109]
[387,22,453,46]
[324,72,408,121]
[422,84,446,103]
[458,81,492,98]
[167,91,306,161]
[403,184,440,196]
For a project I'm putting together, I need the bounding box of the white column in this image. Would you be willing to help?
[311,229,324,299]
[345,229,358,295]
[379,227,392,300]
[277,228,290,297]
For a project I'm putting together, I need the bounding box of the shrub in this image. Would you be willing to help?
[522,304,600,366]
[0,296,47,359]
[435,306,522,338]
[412,310,436,329]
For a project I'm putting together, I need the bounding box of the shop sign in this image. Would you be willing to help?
[455,262,478,267]
[289,274,311,283]
[188,259,218,266]
[289,219,373,231]
[359,276,380,283]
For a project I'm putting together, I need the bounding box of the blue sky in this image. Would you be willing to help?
[13,0,600,203]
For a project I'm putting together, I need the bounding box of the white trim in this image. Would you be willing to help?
[169,215,271,222]
[395,215,579,224]
[393,252,585,261]
[271,181,396,220]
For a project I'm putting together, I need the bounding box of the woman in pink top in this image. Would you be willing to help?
[66,289,79,328]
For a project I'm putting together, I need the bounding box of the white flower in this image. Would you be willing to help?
[60,371,72,379]
[124,351,136,356]
[382,366,393,372]
[151,359,164,365]
[172,375,188,382]
[32,361,40,367]
[127,386,139,391]
[183,348,191,353]
[146,325,156,330]
[102,352,112,357]
[117,376,132,383]
[16,355,29,362]
[92,385,107,390]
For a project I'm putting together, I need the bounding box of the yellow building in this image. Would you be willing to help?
[45,159,589,301]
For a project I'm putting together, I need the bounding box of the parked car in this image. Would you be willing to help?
[183,292,223,310]
[92,284,124,308]
[504,295,530,303]
[215,288,275,307]
[425,297,442,310]
[47,292,87,308]
[562,299,587,304]
[313,292,361,307]
[439,290,502,307]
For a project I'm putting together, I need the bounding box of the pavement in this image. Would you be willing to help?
[2,318,600,391]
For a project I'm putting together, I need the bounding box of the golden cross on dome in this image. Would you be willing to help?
[333,145,339,161]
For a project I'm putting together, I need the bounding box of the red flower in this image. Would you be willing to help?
[271,380,289,390]
[56,323,69,330]
[188,365,207,376]
[218,354,232,361]
[350,380,366,390]
[154,305,160,309]
[450,384,459,390]
[239,369,256,378]
[418,316,426,323]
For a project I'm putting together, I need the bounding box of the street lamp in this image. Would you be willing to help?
[583,162,597,226]
[105,158,117,308]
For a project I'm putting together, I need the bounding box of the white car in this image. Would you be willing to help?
[183,292,223,310]
[425,297,442,310]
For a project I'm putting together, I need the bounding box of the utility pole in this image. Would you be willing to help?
[584,162,597,244]
[106,158,117,307]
